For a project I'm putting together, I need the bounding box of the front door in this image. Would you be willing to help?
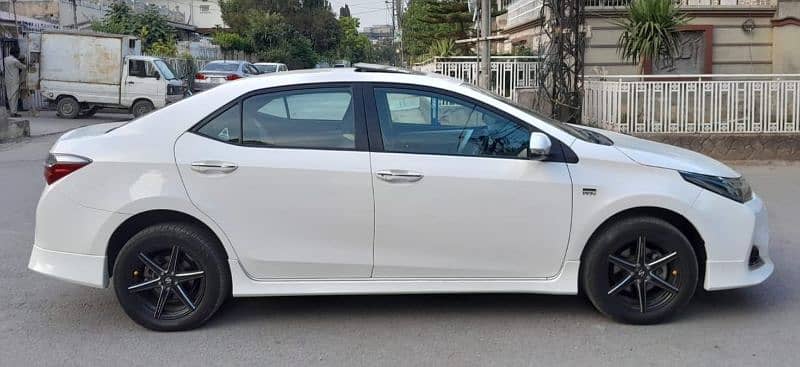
[175,85,374,279]
[122,59,162,107]
[366,86,573,278]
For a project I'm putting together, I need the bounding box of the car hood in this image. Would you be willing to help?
[583,127,740,178]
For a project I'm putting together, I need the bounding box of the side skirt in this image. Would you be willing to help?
[229,260,580,297]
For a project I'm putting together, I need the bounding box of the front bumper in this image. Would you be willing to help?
[694,192,774,290]
[28,245,108,288]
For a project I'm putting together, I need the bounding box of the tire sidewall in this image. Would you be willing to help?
[582,217,699,324]
[57,97,80,119]
[112,223,230,331]
[132,100,154,117]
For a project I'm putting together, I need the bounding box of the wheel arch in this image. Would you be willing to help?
[579,206,707,286]
[130,97,155,110]
[106,209,230,277]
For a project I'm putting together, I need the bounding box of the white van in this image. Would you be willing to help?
[27,31,185,118]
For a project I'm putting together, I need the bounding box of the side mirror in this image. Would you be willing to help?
[155,73,161,80]
[528,132,552,160]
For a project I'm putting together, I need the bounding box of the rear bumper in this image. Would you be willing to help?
[28,244,108,288]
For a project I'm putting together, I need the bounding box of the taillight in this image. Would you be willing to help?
[225,74,240,81]
[44,153,91,185]
[194,73,206,80]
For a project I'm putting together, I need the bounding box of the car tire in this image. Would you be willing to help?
[131,100,154,118]
[112,223,230,331]
[582,216,698,324]
[56,97,80,119]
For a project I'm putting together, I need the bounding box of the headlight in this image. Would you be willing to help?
[680,171,753,203]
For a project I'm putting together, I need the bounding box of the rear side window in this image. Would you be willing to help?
[242,88,355,149]
[196,104,241,143]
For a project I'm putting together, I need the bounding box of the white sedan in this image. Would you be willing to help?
[28,65,773,330]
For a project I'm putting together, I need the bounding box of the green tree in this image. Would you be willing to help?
[614,0,690,72]
[402,0,461,62]
[336,16,371,63]
[92,3,177,55]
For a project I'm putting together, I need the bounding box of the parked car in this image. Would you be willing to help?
[28,31,184,118]
[193,60,260,92]
[29,64,772,331]
[253,62,288,73]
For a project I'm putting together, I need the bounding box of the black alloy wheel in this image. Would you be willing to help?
[582,216,698,324]
[113,223,230,331]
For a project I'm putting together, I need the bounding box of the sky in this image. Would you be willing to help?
[329,0,396,29]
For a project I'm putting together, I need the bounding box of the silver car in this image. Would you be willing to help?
[192,60,260,92]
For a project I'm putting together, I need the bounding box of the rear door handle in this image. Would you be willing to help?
[375,169,424,183]
[191,161,238,174]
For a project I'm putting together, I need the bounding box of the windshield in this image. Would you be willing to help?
[204,62,240,72]
[462,83,611,145]
[153,60,177,80]
[255,64,277,73]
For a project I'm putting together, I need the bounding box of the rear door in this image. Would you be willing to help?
[175,84,375,278]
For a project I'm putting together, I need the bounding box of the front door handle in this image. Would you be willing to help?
[191,161,238,174]
[127,81,135,84]
[375,169,424,183]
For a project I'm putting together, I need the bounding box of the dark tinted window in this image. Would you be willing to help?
[242,88,355,149]
[129,59,158,78]
[196,104,241,143]
[375,88,530,157]
[204,62,240,72]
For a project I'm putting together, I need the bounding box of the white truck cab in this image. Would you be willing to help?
[27,31,185,118]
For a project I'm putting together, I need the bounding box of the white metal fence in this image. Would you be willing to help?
[585,0,776,7]
[583,74,800,134]
[412,57,540,101]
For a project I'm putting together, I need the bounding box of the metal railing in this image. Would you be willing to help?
[583,74,800,134]
[585,0,777,7]
[413,57,540,101]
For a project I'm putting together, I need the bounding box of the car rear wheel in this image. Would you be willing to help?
[112,223,230,331]
[56,97,80,119]
[582,216,698,324]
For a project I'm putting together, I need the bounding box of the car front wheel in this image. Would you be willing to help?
[112,223,230,331]
[582,216,699,324]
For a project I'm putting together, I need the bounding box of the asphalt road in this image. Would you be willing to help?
[1,132,799,366]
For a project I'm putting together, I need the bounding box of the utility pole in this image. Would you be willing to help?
[387,0,397,66]
[70,0,78,29]
[479,0,491,89]
[395,0,403,67]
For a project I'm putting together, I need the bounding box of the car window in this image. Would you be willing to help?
[242,88,355,149]
[129,59,159,78]
[375,88,530,157]
[245,64,258,74]
[196,104,241,143]
[256,64,277,73]
[204,62,239,72]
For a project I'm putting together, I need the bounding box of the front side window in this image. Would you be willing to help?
[242,88,355,149]
[129,59,159,78]
[374,88,530,157]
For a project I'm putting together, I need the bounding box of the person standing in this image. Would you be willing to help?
[4,46,27,117]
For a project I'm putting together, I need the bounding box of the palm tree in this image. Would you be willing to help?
[614,0,690,73]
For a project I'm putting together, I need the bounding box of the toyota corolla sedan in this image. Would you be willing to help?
[29,64,773,331]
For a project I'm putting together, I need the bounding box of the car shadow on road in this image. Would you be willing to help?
[206,284,777,329]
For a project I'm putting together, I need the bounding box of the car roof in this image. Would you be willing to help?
[207,60,248,64]
[235,67,462,89]
[254,62,284,66]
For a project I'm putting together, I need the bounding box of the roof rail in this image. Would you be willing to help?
[352,63,416,74]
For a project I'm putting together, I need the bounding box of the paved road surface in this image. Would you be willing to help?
[1,131,798,366]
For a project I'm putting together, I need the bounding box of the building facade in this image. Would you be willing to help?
[495,0,800,74]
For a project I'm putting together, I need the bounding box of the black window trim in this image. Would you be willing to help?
[360,82,577,163]
[189,82,370,152]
